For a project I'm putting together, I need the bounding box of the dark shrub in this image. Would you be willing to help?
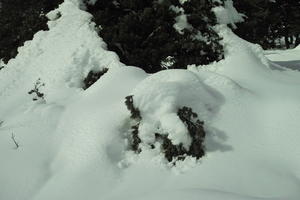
[28,78,45,101]
[125,95,142,152]
[83,68,108,89]
[85,0,224,73]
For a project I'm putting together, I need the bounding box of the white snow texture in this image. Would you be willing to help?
[1,1,300,200]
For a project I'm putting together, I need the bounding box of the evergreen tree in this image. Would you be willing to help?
[86,0,224,73]
[275,0,300,48]
[233,0,300,49]
[0,0,63,63]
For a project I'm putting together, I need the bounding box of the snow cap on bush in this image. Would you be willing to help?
[125,70,221,162]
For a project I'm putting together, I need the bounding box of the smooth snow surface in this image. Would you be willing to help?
[1,1,300,200]
[265,48,300,71]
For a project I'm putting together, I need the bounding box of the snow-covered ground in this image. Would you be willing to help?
[265,47,300,71]
[1,1,300,200]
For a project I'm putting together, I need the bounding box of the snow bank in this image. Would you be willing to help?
[0,0,122,116]
[31,66,147,200]
[0,1,124,199]
[130,69,222,150]
[1,1,300,200]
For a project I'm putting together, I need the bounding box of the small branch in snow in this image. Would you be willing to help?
[11,133,19,149]
[28,78,45,101]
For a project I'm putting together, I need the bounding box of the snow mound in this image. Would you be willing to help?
[0,0,122,116]
[1,2,300,200]
[131,70,222,150]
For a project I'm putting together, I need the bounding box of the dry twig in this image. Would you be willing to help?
[11,133,19,149]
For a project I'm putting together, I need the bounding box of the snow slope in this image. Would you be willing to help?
[1,1,300,200]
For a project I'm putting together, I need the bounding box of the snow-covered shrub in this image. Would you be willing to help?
[125,95,206,162]
[83,68,108,89]
[28,78,45,101]
[0,0,63,63]
[85,0,224,73]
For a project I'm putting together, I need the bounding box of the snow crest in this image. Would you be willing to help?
[131,70,222,149]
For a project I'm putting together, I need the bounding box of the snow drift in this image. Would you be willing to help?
[1,1,300,200]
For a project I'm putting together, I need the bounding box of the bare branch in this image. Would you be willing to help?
[11,133,19,149]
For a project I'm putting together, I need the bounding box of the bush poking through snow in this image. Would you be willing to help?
[125,95,141,120]
[176,107,205,159]
[125,95,206,162]
[125,95,142,152]
[83,68,108,90]
[28,78,45,101]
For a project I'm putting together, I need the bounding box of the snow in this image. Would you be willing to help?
[0,0,122,116]
[1,1,300,200]
[264,47,300,71]
[131,69,221,150]
[213,0,244,28]
[170,5,193,34]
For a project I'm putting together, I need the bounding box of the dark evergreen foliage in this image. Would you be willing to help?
[177,106,205,158]
[125,95,206,162]
[83,68,108,89]
[125,95,142,152]
[85,0,224,73]
[0,0,63,63]
[234,0,300,49]
[125,95,141,120]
